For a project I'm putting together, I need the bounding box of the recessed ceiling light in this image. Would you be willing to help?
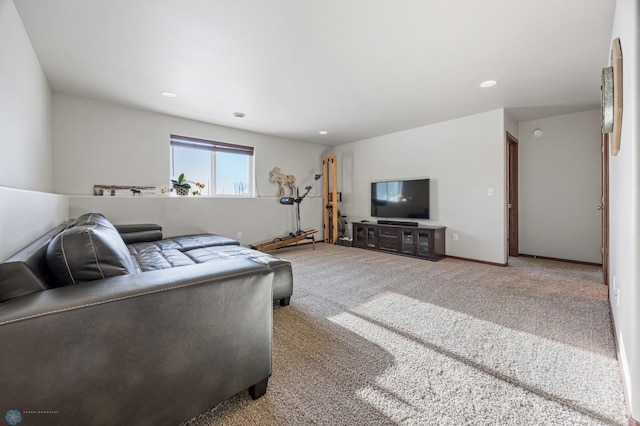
[161,91,177,98]
[479,80,498,88]
[318,130,328,135]
[233,112,245,119]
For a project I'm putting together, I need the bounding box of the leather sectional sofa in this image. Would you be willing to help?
[0,213,293,425]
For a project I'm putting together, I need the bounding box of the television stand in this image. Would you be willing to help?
[352,222,445,261]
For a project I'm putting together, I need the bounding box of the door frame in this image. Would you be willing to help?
[602,133,610,285]
[507,132,519,258]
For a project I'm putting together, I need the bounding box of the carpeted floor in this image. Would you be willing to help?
[182,244,627,425]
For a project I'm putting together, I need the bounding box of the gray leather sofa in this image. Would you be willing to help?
[0,213,294,425]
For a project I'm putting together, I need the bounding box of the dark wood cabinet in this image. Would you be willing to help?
[352,222,446,261]
[353,223,377,249]
[377,226,400,252]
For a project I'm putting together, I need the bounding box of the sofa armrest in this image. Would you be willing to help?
[0,259,273,425]
[115,223,163,243]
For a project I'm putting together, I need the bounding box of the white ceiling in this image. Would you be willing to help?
[14,0,615,146]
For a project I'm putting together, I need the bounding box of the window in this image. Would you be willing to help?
[170,134,254,196]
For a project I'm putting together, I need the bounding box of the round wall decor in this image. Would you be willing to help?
[601,38,623,155]
[610,38,623,156]
[601,66,613,133]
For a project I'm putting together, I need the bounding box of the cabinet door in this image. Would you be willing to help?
[353,224,366,248]
[365,226,377,248]
[415,230,431,258]
[400,230,415,255]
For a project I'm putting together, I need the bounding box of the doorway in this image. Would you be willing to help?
[507,132,519,258]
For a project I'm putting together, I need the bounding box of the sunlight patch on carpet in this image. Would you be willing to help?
[328,292,626,425]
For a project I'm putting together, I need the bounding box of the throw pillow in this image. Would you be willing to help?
[69,212,117,230]
[46,223,137,286]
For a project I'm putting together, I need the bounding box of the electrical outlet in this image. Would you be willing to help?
[237,232,242,240]
[452,233,459,241]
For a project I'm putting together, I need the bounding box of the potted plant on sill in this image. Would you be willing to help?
[171,173,191,196]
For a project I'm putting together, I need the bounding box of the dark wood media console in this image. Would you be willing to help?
[352,222,446,261]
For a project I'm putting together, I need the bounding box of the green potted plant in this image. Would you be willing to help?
[171,173,191,196]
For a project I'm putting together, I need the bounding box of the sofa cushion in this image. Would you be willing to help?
[182,245,293,302]
[46,223,137,286]
[129,249,196,272]
[127,234,239,254]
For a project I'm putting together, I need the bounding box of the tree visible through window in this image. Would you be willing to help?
[170,134,254,196]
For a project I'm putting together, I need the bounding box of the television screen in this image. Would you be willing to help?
[371,179,430,219]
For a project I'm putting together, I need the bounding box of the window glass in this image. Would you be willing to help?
[215,151,250,195]
[172,145,212,195]
[170,135,253,196]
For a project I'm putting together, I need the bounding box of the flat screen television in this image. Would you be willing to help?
[371,178,430,220]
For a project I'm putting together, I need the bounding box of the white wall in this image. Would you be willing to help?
[55,94,329,243]
[504,110,518,139]
[333,109,507,265]
[0,0,52,192]
[608,0,640,420]
[0,0,68,261]
[518,110,602,263]
[0,186,68,261]
[67,195,320,246]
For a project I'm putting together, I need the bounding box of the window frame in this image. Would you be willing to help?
[170,134,255,197]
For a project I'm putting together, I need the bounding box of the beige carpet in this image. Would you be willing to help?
[183,244,627,425]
